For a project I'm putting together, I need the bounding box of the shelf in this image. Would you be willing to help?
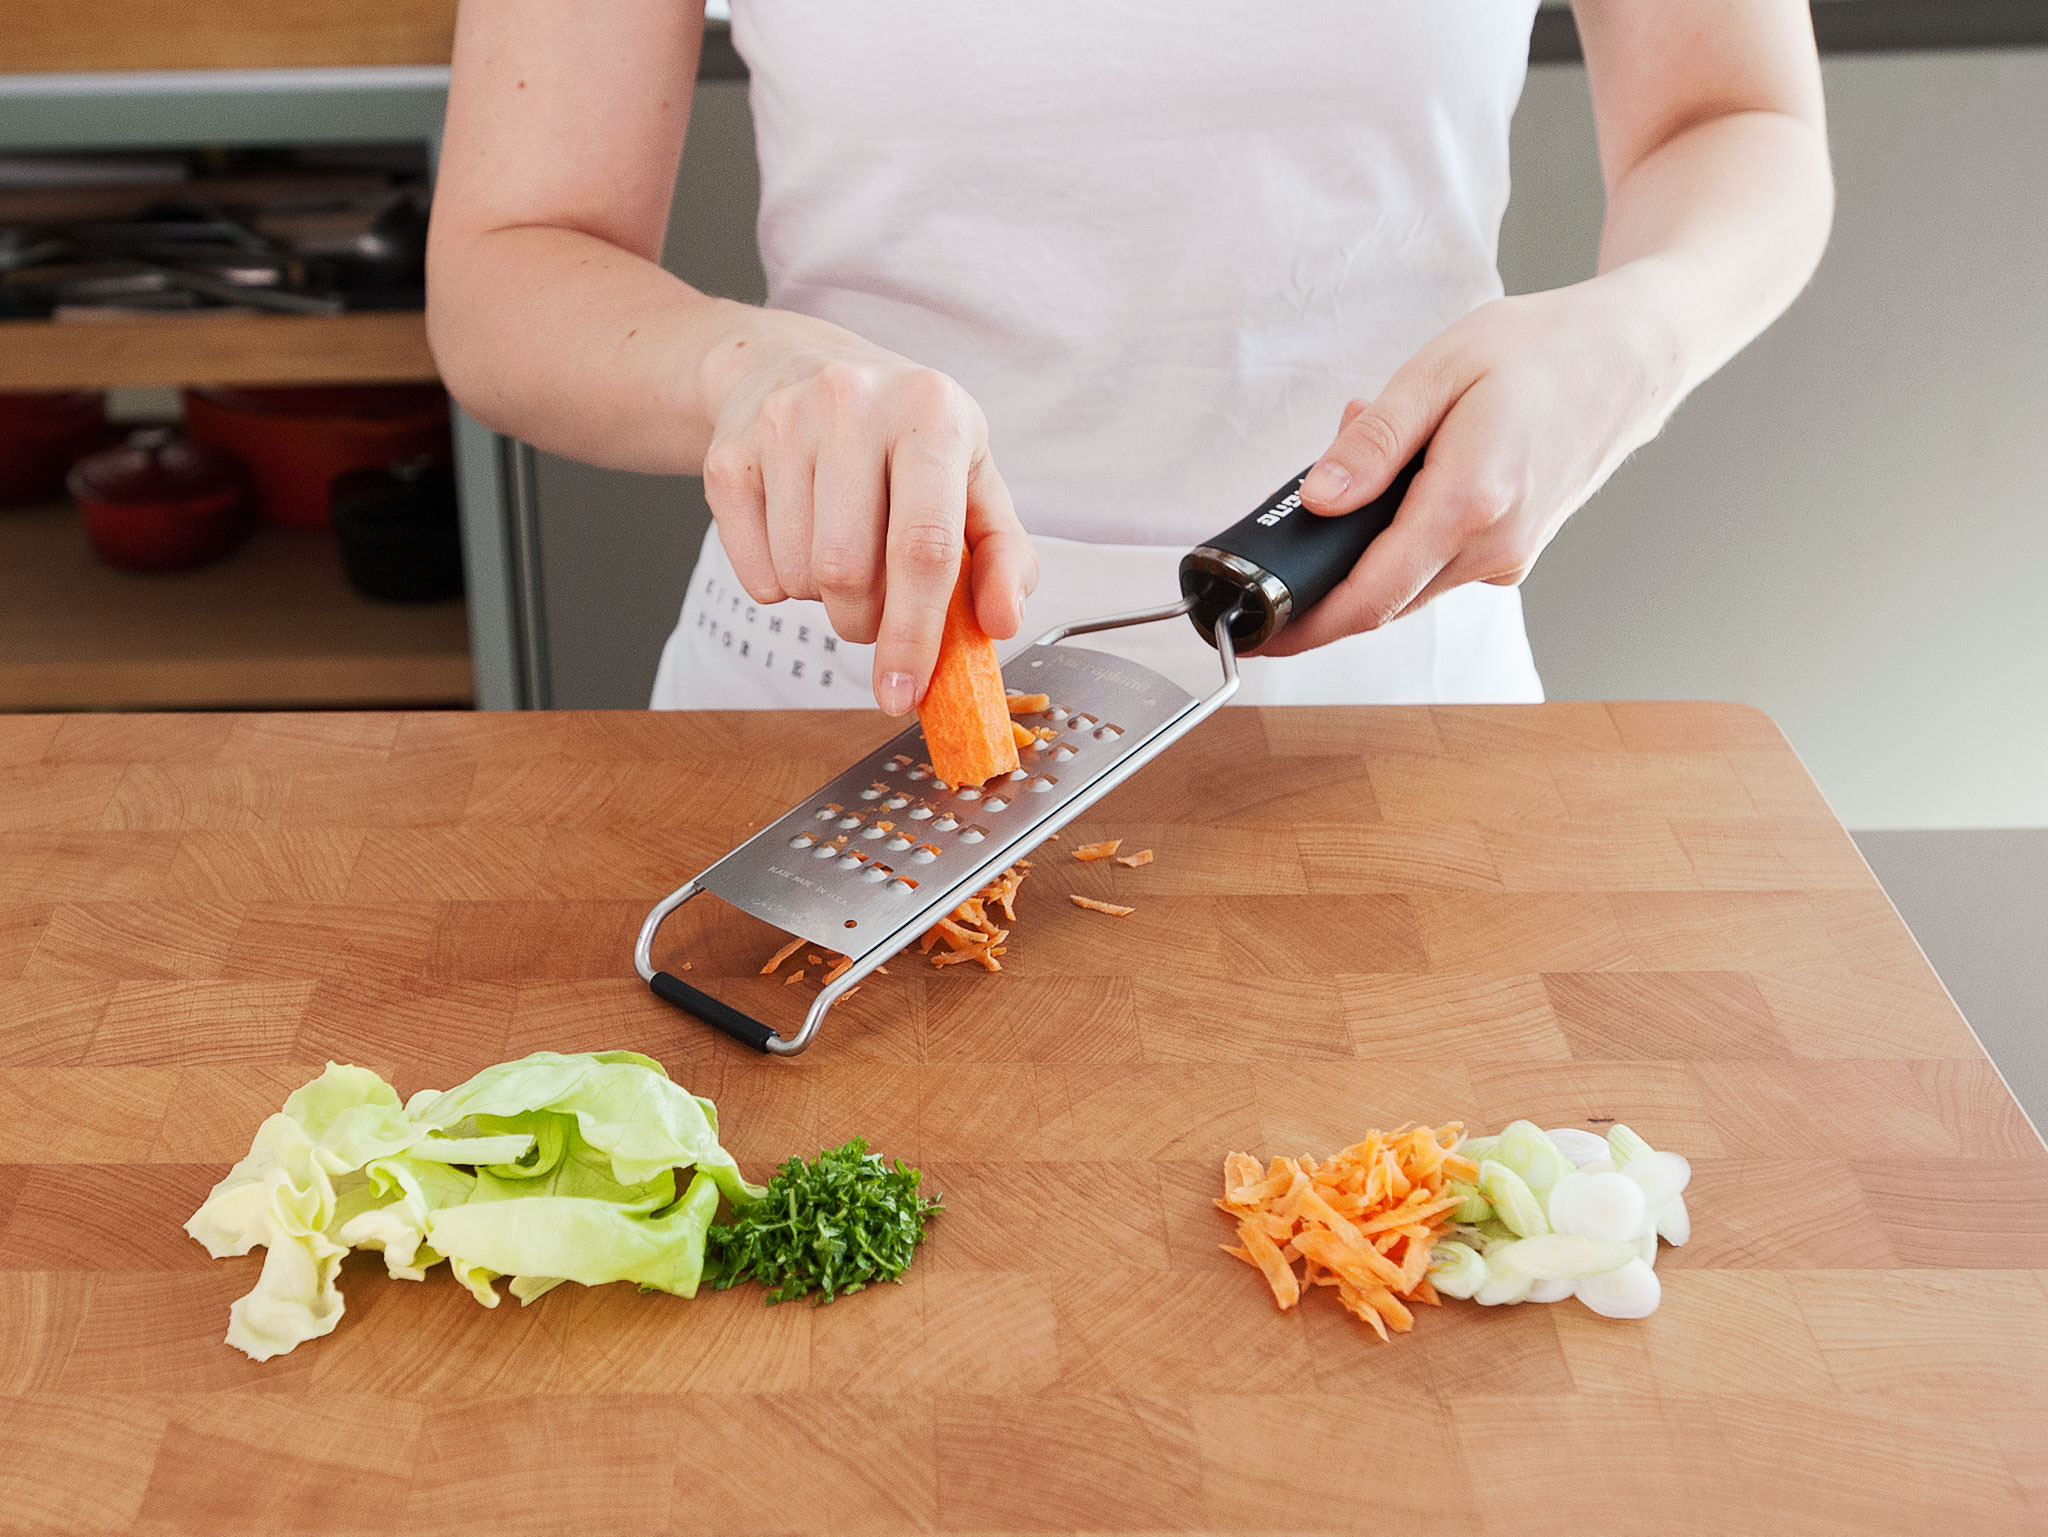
[0,311,436,392]
[2,1,458,73]
[0,500,472,710]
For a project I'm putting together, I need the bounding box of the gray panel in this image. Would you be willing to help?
[1502,52,2048,828]
[532,79,765,709]
[1854,829,2048,1135]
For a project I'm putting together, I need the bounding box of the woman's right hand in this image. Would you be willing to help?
[697,314,1037,716]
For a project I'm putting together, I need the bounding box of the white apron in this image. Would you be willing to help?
[653,0,1545,709]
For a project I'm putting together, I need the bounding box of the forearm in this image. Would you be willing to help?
[425,222,760,474]
[1595,107,1834,404]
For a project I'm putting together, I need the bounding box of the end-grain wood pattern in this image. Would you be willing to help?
[0,704,2042,1535]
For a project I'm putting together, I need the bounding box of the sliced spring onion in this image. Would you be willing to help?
[1495,1120,1574,1198]
[1477,1159,1550,1238]
[1545,1171,1649,1243]
[1544,1127,1611,1169]
[1620,1149,1692,1210]
[1428,1240,1488,1300]
[1574,1258,1662,1319]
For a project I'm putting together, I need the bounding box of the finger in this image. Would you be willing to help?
[964,453,1035,640]
[1255,508,1454,657]
[1298,344,1479,516]
[1256,449,1483,657]
[759,408,819,600]
[872,435,970,716]
[701,438,781,602]
[1389,539,1533,624]
[810,432,889,645]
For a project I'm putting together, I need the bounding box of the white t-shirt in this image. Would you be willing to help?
[654,0,1545,708]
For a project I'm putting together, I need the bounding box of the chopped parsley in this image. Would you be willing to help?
[704,1138,941,1304]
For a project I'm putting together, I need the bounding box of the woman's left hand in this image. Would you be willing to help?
[1258,264,1686,656]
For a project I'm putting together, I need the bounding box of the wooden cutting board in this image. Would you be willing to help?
[1,703,2043,1536]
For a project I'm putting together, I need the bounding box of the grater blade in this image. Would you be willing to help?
[635,596,1241,1055]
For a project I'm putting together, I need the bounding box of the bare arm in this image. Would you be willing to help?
[1266,0,1832,654]
[427,0,1034,713]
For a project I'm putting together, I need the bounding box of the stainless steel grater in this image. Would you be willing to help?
[634,597,1242,1054]
[635,453,1423,1054]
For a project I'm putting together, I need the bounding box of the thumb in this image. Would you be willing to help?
[1299,347,1474,516]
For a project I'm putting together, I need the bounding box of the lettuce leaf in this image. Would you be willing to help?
[185,1052,757,1360]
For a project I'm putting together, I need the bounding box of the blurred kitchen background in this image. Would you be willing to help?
[0,3,2041,1118]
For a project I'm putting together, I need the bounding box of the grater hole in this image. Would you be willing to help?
[1030,737,1052,753]
[860,866,889,883]
[907,764,931,781]
[982,795,1009,812]
[908,804,934,820]
[1026,775,1057,793]
[931,813,958,831]
[885,793,911,809]
[1093,723,1124,741]
[1005,768,1029,781]
[885,834,912,851]
[1068,713,1097,729]
[910,844,939,863]
[1052,744,1076,761]
[815,804,841,821]
[812,843,840,860]
[887,755,913,771]
[860,782,888,800]
[836,853,863,870]
[844,919,858,928]
[861,824,887,840]
[836,814,863,829]
[788,833,816,849]
[956,786,982,801]
[1048,705,1068,721]
[959,825,988,843]
[889,876,918,893]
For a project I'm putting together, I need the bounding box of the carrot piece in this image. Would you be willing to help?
[1114,849,1154,868]
[1071,839,1122,862]
[1010,720,1037,751]
[1005,692,1050,714]
[917,545,1020,788]
[761,937,805,975]
[784,970,805,986]
[1070,895,1134,916]
[1236,1223,1301,1310]
[822,955,853,984]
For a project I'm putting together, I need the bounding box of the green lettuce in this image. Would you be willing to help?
[185,1051,758,1360]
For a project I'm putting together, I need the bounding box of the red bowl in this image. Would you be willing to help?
[181,384,450,531]
[68,429,249,573]
[74,486,247,572]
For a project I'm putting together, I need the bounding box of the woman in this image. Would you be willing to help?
[428,2,1831,713]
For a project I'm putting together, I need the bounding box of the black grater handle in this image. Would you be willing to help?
[1179,451,1425,653]
[648,970,777,1053]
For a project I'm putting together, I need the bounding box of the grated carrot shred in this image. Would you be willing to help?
[1217,1121,1467,1345]
[1072,839,1122,862]
[1114,849,1154,868]
[1005,693,1051,714]
[1070,895,1134,916]
[761,937,805,975]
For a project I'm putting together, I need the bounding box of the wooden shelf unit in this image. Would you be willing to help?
[0,311,437,392]
[1,1,459,73]
[0,500,472,710]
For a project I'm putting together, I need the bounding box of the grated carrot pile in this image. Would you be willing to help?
[1216,1125,1476,1342]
